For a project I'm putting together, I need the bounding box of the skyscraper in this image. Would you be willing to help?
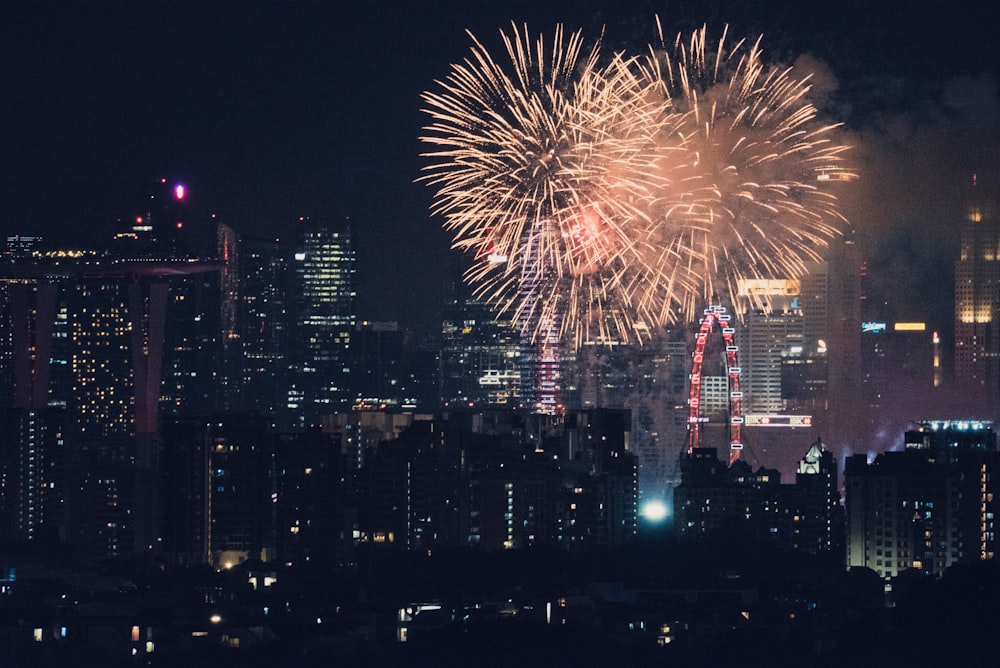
[285,217,356,430]
[955,178,1000,399]
[216,226,290,421]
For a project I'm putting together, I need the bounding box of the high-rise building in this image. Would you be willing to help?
[351,321,437,410]
[736,285,805,414]
[285,217,356,430]
[845,420,999,579]
[0,277,65,544]
[572,332,692,518]
[273,428,352,567]
[826,232,863,440]
[160,270,223,416]
[440,296,520,409]
[955,178,1000,399]
[160,414,271,568]
[861,320,939,411]
[625,334,690,513]
[216,227,290,420]
[793,438,842,554]
[729,271,838,420]
[515,223,566,415]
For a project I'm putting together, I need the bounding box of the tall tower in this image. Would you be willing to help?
[955,177,1000,398]
[516,222,563,415]
[285,217,356,430]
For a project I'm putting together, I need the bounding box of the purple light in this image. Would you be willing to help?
[174,184,186,200]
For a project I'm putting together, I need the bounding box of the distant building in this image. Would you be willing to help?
[439,296,520,409]
[738,304,804,414]
[218,229,290,421]
[0,245,220,557]
[285,217,356,430]
[955,179,1000,398]
[352,321,437,411]
[860,320,939,411]
[674,439,842,554]
[845,419,999,579]
[580,333,690,520]
[4,235,43,257]
[730,274,835,417]
[160,414,271,568]
[792,438,843,554]
[272,428,352,567]
[825,232,863,438]
[355,408,637,553]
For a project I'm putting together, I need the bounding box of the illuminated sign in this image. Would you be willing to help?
[894,322,926,331]
[487,253,508,264]
[744,414,812,427]
[738,278,800,296]
[861,321,886,333]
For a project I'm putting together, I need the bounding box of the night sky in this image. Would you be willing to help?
[2,1,998,339]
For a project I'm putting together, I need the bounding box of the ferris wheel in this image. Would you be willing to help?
[686,305,744,466]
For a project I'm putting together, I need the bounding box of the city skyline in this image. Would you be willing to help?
[2,1,999,341]
[3,7,1000,663]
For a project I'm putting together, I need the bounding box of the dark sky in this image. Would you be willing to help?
[2,1,998,336]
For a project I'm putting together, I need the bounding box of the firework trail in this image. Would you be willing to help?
[641,20,855,318]
[420,23,689,346]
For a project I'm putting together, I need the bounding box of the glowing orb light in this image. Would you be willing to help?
[640,499,669,523]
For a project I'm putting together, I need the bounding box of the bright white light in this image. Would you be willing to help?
[640,500,668,523]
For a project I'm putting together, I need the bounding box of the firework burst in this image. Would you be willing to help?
[421,20,853,348]
[420,23,687,345]
[642,21,855,317]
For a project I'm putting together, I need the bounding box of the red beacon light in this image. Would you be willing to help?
[174,184,186,200]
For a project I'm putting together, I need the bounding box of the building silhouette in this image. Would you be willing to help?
[674,438,842,554]
[355,408,637,553]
